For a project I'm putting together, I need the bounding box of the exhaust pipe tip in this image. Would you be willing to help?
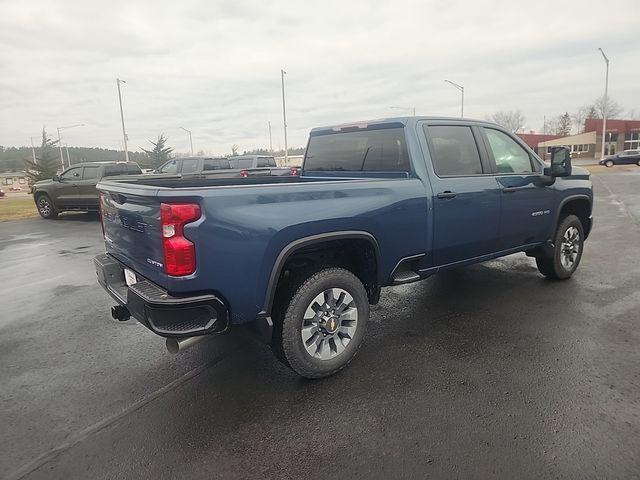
[111,305,131,322]
[166,335,206,354]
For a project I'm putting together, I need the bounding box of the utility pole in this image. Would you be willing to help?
[268,121,273,152]
[598,48,610,160]
[30,137,37,165]
[57,124,84,169]
[57,128,64,168]
[65,145,71,166]
[281,69,288,164]
[444,79,464,118]
[116,78,130,162]
[180,127,194,156]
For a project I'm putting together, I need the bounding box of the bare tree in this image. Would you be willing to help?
[557,112,572,136]
[542,116,559,135]
[571,105,597,133]
[590,96,623,119]
[488,110,526,133]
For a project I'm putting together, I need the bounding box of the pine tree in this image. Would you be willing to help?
[24,128,60,182]
[142,134,174,169]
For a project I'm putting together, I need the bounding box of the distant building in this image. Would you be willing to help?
[517,133,562,156]
[584,118,640,157]
[0,171,30,189]
[537,131,597,160]
[523,118,640,161]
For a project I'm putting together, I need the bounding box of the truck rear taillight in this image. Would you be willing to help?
[290,167,299,176]
[98,192,106,239]
[240,169,249,178]
[160,203,201,276]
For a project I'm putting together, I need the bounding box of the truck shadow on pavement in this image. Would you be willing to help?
[47,256,589,479]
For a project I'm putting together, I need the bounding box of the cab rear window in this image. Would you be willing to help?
[304,127,409,171]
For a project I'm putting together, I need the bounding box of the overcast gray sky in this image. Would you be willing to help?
[1,0,638,155]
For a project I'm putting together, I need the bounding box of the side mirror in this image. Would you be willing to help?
[52,174,60,182]
[548,146,572,177]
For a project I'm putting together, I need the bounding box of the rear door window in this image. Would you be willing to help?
[230,158,254,169]
[203,158,231,171]
[82,165,99,180]
[425,125,483,176]
[304,127,410,171]
[181,159,200,174]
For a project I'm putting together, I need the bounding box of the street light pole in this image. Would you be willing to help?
[56,124,85,168]
[281,69,288,164]
[268,121,273,152]
[444,79,464,118]
[180,127,194,156]
[116,78,130,162]
[598,48,610,160]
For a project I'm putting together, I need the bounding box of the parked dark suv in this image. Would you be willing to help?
[32,161,142,219]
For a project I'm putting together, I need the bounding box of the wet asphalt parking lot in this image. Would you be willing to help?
[1,169,639,480]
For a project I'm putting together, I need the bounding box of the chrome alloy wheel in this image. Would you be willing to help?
[301,288,358,360]
[38,197,52,216]
[560,226,580,269]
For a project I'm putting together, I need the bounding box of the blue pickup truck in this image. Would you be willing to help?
[94,117,593,378]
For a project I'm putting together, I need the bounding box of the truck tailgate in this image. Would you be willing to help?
[99,187,168,288]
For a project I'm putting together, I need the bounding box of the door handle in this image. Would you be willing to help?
[436,191,457,199]
[502,187,517,193]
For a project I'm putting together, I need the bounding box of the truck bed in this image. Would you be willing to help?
[104,171,408,190]
[96,171,426,326]
[107,175,308,189]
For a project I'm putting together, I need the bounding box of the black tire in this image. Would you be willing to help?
[605,160,614,167]
[636,160,640,167]
[271,267,369,378]
[35,194,58,219]
[536,214,584,280]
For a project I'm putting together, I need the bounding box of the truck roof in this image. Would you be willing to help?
[310,116,497,136]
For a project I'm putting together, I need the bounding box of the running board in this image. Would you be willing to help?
[392,271,421,285]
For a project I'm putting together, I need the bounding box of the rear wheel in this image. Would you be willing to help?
[536,214,584,279]
[272,267,369,378]
[36,194,58,219]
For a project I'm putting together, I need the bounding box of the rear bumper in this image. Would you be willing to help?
[94,253,229,338]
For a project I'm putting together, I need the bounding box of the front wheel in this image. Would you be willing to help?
[605,160,614,167]
[36,194,58,219]
[272,267,369,378]
[536,214,584,279]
